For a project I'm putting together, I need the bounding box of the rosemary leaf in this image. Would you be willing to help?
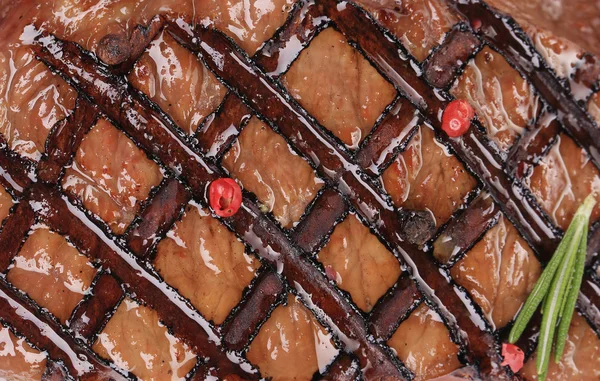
[508,214,583,343]
[555,196,596,362]
[536,225,582,378]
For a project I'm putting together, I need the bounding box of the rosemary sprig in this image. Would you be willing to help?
[554,218,588,361]
[508,194,596,380]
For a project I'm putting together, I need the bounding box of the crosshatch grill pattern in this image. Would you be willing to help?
[0,0,599,380]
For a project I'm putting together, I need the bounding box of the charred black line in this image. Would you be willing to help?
[0,277,127,380]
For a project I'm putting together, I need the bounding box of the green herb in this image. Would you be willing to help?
[508,194,596,380]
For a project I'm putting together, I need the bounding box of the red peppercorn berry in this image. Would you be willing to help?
[442,100,474,138]
[471,18,482,31]
[209,178,242,217]
[501,343,524,373]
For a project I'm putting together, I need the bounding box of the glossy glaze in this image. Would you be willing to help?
[130,30,226,135]
[451,47,539,152]
[62,119,163,234]
[282,28,396,148]
[154,202,259,325]
[93,298,197,381]
[223,117,323,228]
[0,44,76,161]
[387,304,461,381]
[0,0,596,378]
[485,0,600,56]
[526,134,600,230]
[451,215,541,329]
[246,295,338,380]
[0,0,296,55]
[382,124,476,227]
[523,24,584,80]
[317,213,401,312]
[0,325,47,381]
[356,0,456,62]
[7,227,96,323]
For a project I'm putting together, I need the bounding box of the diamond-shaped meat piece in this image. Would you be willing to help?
[0,186,13,223]
[589,92,600,125]
[451,215,541,329]
[93,298,196,381]
[527,134,600,230]
[154,203,259,325]
[222,117,323,228]
[246,295,338,379]
[0,325,47,380]
[520,313,600,380]
[382,125,476,227]
[7,227,96,323]
[282,28,396,148]
[62,119,163,235]
[203,0,296,54]
[388,304,461,380]
[0,45,76,161]
[317,214,401,312]
[451,47,539,152]
[129,30,227,135]
[356,0,457,61]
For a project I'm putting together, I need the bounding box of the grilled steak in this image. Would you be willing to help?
[0,0,599,380]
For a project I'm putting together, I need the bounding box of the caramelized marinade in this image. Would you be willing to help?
[0,0,599,380]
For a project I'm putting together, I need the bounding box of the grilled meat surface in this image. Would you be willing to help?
[0,0,599,380]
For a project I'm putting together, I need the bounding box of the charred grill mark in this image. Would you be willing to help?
[368,274,422,341]
[167,14,511,379]
[26,182,255,378]
[0,201,35,273]
[355,97,420,177]
[580,274,600,326]
[0,135,34,196]
[292,188,348,254]
[256,0,329,77]
[505,110,561,179]
[196,93,252,160]
[221,271,285,351]
[320,353,362,381]
[0,279,127,381]
[37,97,99,184]
[196,0,325,160]
[450,0,600,170]
[125,178,191,258]
[2,0,598,378]
[33,29,407,379]
[433,192,500,266]
[588,226,600,266]
[68,272,124,343]
[424,26,482,89]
